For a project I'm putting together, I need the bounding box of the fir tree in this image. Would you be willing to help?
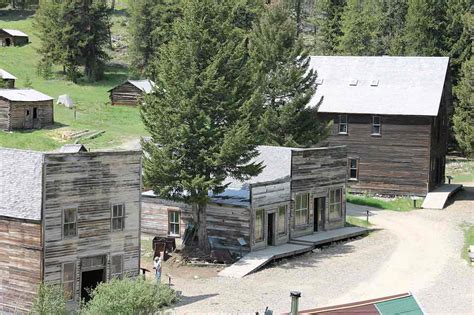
[381,0,408,55]
[141,0,263,252]
[311,0,345,55]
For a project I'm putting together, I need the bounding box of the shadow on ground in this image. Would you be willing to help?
[175,293,219,307]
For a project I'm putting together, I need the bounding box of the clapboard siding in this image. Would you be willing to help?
[0,217,42,313]
[141,197,189,236]
[0,31,28,46]
[8,100,54,130]
[42,152,141,304]
[110,82,143,106]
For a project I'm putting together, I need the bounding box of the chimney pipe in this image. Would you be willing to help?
[290,291,301,315]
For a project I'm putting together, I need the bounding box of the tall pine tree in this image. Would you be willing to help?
[141,0,263,252]
[381,0,408,55]
[311,0,345,55]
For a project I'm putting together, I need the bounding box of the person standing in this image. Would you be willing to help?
[153,256,162,283]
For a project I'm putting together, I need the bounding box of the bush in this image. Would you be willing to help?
[81,278,177,314]
[31,283,66,315]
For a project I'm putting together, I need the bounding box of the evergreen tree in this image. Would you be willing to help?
[338,0,385,55]
[381,0,408,55]
[311,0,345,55]
[249,1,326,147]
[141,0,263,252]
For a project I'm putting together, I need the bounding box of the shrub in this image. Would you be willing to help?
[31,283,66,315]
[81,277,177,314]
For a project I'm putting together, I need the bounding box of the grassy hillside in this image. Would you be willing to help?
[0,9,146,151]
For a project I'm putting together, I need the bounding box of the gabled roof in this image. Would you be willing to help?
[1,28,28,37]
[0,89,53,102]
[307,56,449,116]
[128,80,155,93]
[0,69,16,80]
[58,144,88,153]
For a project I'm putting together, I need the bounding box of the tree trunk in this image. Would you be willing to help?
[197,203,210,253]
[111,0,115,10]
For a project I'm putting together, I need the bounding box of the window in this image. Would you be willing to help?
[329,189,342,220]
[339,115,348,134]
[111,204,125,231]
[168,211,180,236]
[33,107,38,119]
[111,255,123,279]
[62,262,75,301]
[372,116,381,135]
[25,109,30,116]
[294,193,309,226]
[255,209,264,242]
[63,208,77,238]
[277,205,287,235]
[349,158,359,180]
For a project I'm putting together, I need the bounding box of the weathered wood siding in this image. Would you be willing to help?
[0,31,28,46]
[42,151,141,305]
[290,146,347,238]
[141,196,190,236]
[320,114,431,196]
[0,217,42,313]
[109,82,143,106]
[0,98,10,130]
[1,78,14,88]
[9,100,54,130]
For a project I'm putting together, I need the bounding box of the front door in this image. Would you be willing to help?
[267,213,275,246]
[314,197,326,232]
[81,269,104,302]
[24,108,33,129]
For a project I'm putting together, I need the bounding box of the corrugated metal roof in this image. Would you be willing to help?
[0,69,16,80]
[0,89,53,102]
[1,28,28,37]
[128,80,155,93]
[307,56,449,116]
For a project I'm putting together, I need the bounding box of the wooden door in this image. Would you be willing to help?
[267,213,275,246]
[314,197,326,232]
[24,107,33,129]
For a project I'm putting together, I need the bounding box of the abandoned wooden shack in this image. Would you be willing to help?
[142,145,347,253]
[308,56,451,196]
[108,79,155,106]
[0,146,142,313]
[0,68,16,88]
[0,28,29,46]
[0,88,54,131]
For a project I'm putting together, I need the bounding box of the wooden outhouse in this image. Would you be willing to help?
[0,68,16,88]
[142,145,347,253]
[0,146,142,313]
[0,28,29,46]
[0,89,54,131]
[108,79,155,106]
[307,56,451,196]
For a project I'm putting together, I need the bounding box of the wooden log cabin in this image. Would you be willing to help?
[0,146,142,313]
[307,56,451,196]
[108,79,155,106]
[142,145,347,253]
[0,29,29,46]
[0,69,16,88]
[0,89,54,131]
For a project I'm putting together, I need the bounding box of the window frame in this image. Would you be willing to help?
[168,210,181,237]
[294,193,309,227]
[372,115,381,135]
[61,262,76,301]
[277,205,287,235]
[255,209,264,242]
[338,114,348,134]
[348,158,359,181]
[62,207,77,239]
[111,254,124,279]
[328,189,343,220]
[111,204,125,231]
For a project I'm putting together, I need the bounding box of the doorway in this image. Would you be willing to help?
[81,269,104,302]
[5,38,11,46]
[24,108,33,129]
[314,197,326,232]
[267,213,275,246]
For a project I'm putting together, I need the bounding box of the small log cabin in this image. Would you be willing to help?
[308,56,451,196]
[0,28,29,46]
[108,79,155,106]
[0,146,142,313]
[0,89,54,131]
[142,145,347,253]
[0,68,16,88]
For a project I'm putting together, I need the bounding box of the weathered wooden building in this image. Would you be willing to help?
[0,146,142,313]
[308,56,451,196]
[108,79,155,106]
[0,89,54,131]
[142,145,347,253]
[0,29,29,46]
[0,68,16,88]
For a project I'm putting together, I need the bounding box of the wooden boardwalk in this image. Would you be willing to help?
[421,184,463,209]
[219,227,368,278]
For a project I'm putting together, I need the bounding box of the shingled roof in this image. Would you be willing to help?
[307,56,449,116]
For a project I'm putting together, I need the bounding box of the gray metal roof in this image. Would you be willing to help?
[1,29,28,37]
[58,144,88,153]
[0,89,53,102]
[128,80,155,94]
[307,56,449,116]
[0,69,16,80]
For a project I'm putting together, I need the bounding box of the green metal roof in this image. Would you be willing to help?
[375,296,424,315]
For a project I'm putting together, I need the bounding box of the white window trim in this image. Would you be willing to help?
[349,158,359,181]
[168,210,180,237]
[372,115,381,135]
[338,115,348,134]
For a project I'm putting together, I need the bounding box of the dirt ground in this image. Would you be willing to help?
[141,183,474,315]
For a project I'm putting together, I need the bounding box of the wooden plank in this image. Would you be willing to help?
[421,184,463,209]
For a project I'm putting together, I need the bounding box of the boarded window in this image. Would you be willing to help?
[111,204,125,231]
[329,189,342,219]
[62,262,75,301]
[255,209,264,242]
[63,208,77,238]
[295,193,309,226]
[349,158,359,180]
[372,116,381,135]
[168,211,180,236]
[339,115,348,134]
[111,255,123,279]
[277,205,287,235]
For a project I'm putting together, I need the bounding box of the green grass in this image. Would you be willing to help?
[461,223,474,264]
[347,194,422,211]
[0,10,147,151]
[446,157,474,183]
[346,216,373,228]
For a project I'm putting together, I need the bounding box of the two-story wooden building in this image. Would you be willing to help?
[308,56,451,196]
[0,146,141,313]
[142,145,347,253]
